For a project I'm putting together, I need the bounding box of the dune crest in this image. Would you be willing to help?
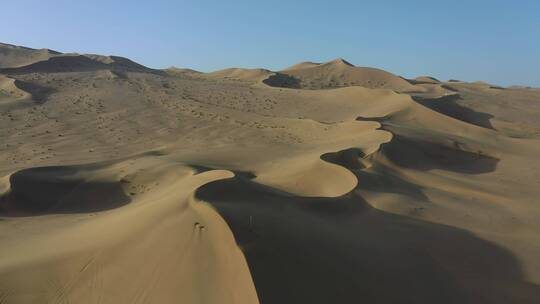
[0,158,259,303]
[412,76,441,84]
[264,58,423,92]
[0,42,61,68]
[204,68,273,82]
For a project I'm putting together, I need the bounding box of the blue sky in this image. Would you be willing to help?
[2,0,539,86]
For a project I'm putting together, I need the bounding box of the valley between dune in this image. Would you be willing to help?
[1,43,540,303]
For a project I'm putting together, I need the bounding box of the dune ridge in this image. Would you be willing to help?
[264,58,423,92]
[0,42,61,68]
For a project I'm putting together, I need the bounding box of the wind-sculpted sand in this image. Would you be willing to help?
[1,43,540,303]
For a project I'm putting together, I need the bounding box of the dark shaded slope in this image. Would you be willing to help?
[412,94,495,130]
[197,175,539,304]
[0,166,131,216]
[0,54,162,75]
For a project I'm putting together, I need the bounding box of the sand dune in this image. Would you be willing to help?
[208,58,424,92]
[0,43,61,68]
[412,76,441,84]
[0,75,29,103]
[0,158,258,303]
[0,54,157,75]
[1,44,540,303]
[164,67,202,78]
[205,68,273,82]
[267,58,423,92]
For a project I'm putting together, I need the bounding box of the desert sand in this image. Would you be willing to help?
[1,42,540,303]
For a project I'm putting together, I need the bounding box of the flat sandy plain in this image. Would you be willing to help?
[1,42,540,303]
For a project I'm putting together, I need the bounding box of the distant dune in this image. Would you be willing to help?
[412,76,441,84]
[1,42,540,304]
[266,58,423,92]
[164,66,202,77]
[0,43,157,76]
[204,67,273,81]
[0,42,61,68]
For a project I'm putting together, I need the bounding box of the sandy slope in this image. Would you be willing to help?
[1,43,540,303]
[0,43,61,69]
[0,75,29,103]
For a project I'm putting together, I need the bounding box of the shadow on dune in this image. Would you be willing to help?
[0,166,131,216]
[355,116,499,175]
[196,176,540,304]
[412,94,495,130]
[0,55,164,76]
[262,73,301,88]
[321,148,368,170]
[13,79,56,103]
[354,167,429,200]
[379,134,499,174]
[321,148,429,200]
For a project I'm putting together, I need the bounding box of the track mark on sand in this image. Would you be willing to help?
[79,255,96,273]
